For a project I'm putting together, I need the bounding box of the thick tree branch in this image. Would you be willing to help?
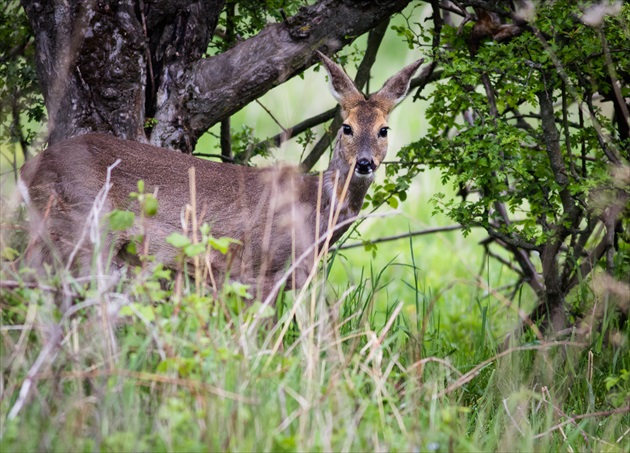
[536,77,581,329]
[538,86,570,207]
[145,0,225,150]
[152,0,412,152]
[485,224,541,252]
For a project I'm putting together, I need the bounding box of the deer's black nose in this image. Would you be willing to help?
[355,158,376,175]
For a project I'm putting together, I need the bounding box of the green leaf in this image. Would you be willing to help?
[108,210,135,231]
[118,305,135,317]
[224,281,252,300]
[183,243,206,257]
[136,304,156,322]
[118,303,155,322]
[1,247,19,260]
[605,376,620,390]
[247,301,275,319]
[208,236,240,254]
[166,232,191,249]
[125,241,137,255]
[142,195,158,217]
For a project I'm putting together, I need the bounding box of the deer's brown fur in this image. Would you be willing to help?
[21,52,423,301]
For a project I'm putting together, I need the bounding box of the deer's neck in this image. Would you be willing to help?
[322,167,371,215]
[317,143,373,242]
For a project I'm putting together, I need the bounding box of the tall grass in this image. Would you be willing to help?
[1,215,628,451]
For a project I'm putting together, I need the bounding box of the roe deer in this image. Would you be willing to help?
[20,52,423,301]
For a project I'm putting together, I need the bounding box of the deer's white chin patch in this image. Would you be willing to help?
[353,169,374,179]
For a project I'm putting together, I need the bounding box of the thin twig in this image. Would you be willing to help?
[533,406,630,440]
[334,224,464,251]
[1,280,62,293]
[192,152,235,163]
[436,341,586,398]
[259,107,337,152]
[255,99,287,133]
[220,118,232,159]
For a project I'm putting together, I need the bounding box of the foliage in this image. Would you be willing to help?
[0,0,44,167]
[211,0,306,53]
[383,1,630,322]
[1,230,628,450]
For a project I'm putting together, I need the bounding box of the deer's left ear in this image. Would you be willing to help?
[371,58,424,113]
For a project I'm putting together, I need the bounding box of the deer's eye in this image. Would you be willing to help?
[342,124,353,136]
[378,127,389,138]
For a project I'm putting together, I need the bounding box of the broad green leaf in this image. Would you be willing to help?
[166,232,191,248]
[247,301,275,319]
[208,236,240,254]
[108,210,135,231]
[183,243,206,257]
[143,195,158,217]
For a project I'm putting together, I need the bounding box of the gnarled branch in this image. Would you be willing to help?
[153,0,413,152]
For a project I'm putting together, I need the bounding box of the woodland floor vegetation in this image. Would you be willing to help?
[0,226,628,451]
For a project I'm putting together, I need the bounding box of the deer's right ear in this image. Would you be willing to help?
[316,51,361,104]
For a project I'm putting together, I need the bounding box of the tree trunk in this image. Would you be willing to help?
[21,0,149,144]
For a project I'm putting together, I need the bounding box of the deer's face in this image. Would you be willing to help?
[338,100,390,180]
[317,51,423,183]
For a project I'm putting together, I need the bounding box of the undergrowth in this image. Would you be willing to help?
[1,221,628,452]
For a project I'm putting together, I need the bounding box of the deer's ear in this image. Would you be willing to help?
[316,51,361,104]
[371,58,424,113]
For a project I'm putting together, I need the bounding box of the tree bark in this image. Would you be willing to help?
[143,0,226,150]
[21,0,149,144]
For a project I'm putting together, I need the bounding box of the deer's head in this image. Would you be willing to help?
[318,51,424,181]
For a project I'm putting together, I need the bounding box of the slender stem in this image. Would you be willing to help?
[334,225,465,251]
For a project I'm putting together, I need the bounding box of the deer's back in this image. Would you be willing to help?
[22,133,320,285]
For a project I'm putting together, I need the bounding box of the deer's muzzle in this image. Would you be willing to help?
[355,158,376,176]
